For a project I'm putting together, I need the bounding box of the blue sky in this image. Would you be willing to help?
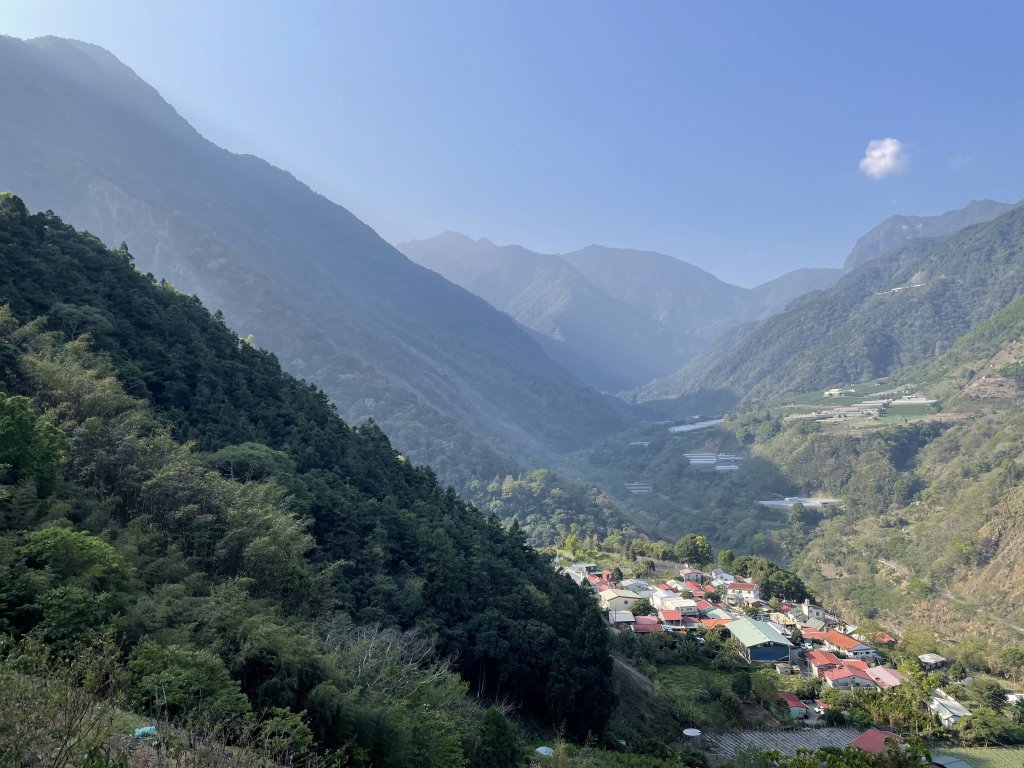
[4,1,1023,285]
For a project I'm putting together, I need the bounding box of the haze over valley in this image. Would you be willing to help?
[4,5,1024,766]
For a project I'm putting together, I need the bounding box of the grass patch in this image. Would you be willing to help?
[654,664,753,729]
[656,664,738,697]
[931,746,1024,768]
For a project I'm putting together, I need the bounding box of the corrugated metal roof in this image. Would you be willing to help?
[726,618,792,648]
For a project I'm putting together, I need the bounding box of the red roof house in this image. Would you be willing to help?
[805,650,842,676]
[631,616,664,634]
[864,631,897,645]
[823,665,878,690]
[851,728,901,754]
[865,667,902,690]
[823,630,874,657]
[701,618,732,630]
[842,659,870,671]
[776,692,808,718]
[658,609,684,626]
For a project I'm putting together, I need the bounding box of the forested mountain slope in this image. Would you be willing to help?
[0,35,631,481]
[778,304,1024,645]
[0,192,613,764]
[673,205,1024,403]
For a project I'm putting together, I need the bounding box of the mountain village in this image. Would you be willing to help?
[563,560,1003,766]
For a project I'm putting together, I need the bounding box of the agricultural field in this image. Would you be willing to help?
[931,746,1024,768]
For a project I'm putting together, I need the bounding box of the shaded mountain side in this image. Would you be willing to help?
[561,244,756,342]
[0,35,632,479]
[402,233,838,393]
[400,233,702,391]
[630,322,759,404]
[843,198,1019,272]
[670,205,1024,403]
[748,267,841,315]
[0,193,616,757]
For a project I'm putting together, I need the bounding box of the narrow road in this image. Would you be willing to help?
[611,654,655,691]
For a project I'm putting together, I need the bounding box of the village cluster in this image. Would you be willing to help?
[564,562,993,760]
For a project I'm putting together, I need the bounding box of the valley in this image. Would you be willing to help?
[3,22,1024,768]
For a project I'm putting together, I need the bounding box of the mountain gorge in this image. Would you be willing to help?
[6,15,1024,767]
[0,35,631,483]
[400,233,839,393]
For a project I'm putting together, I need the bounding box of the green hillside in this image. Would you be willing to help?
[0,193,614,765]
[659,205,1024,404]
[735,304,1024,659]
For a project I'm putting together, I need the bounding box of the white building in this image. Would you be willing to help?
[599,589,642,613]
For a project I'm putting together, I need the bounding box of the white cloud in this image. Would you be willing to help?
[859,137,908,179]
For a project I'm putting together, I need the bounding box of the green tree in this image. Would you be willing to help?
[0,392,69,495]
[19,527,132,592]
[675,534,712,566]
[472,708,524,768]
[127,640,252,732]
[36,585,109,651]
[968,678,1008,710]
[750,669,778,707]
[956,706,1024,746]
[998,646,1024,682]
[256,707,315,765]
[630,599,654,616]
[898,626,938,658]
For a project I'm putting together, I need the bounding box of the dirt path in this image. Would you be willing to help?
[611,654,655,691]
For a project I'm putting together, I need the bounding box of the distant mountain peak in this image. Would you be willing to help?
[402,231,496,252]
[843,197,1020,272]
[4,35,199,145]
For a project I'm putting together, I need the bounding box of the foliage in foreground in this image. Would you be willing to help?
[0,194,613,764]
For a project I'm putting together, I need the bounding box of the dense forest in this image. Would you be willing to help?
[0,193,615,765]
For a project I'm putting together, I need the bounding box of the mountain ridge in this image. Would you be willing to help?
[400,234,840,392]
[0,34,632,479]
[843,197,1020,272]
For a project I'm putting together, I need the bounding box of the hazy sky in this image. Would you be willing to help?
[3,1,1023,285]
